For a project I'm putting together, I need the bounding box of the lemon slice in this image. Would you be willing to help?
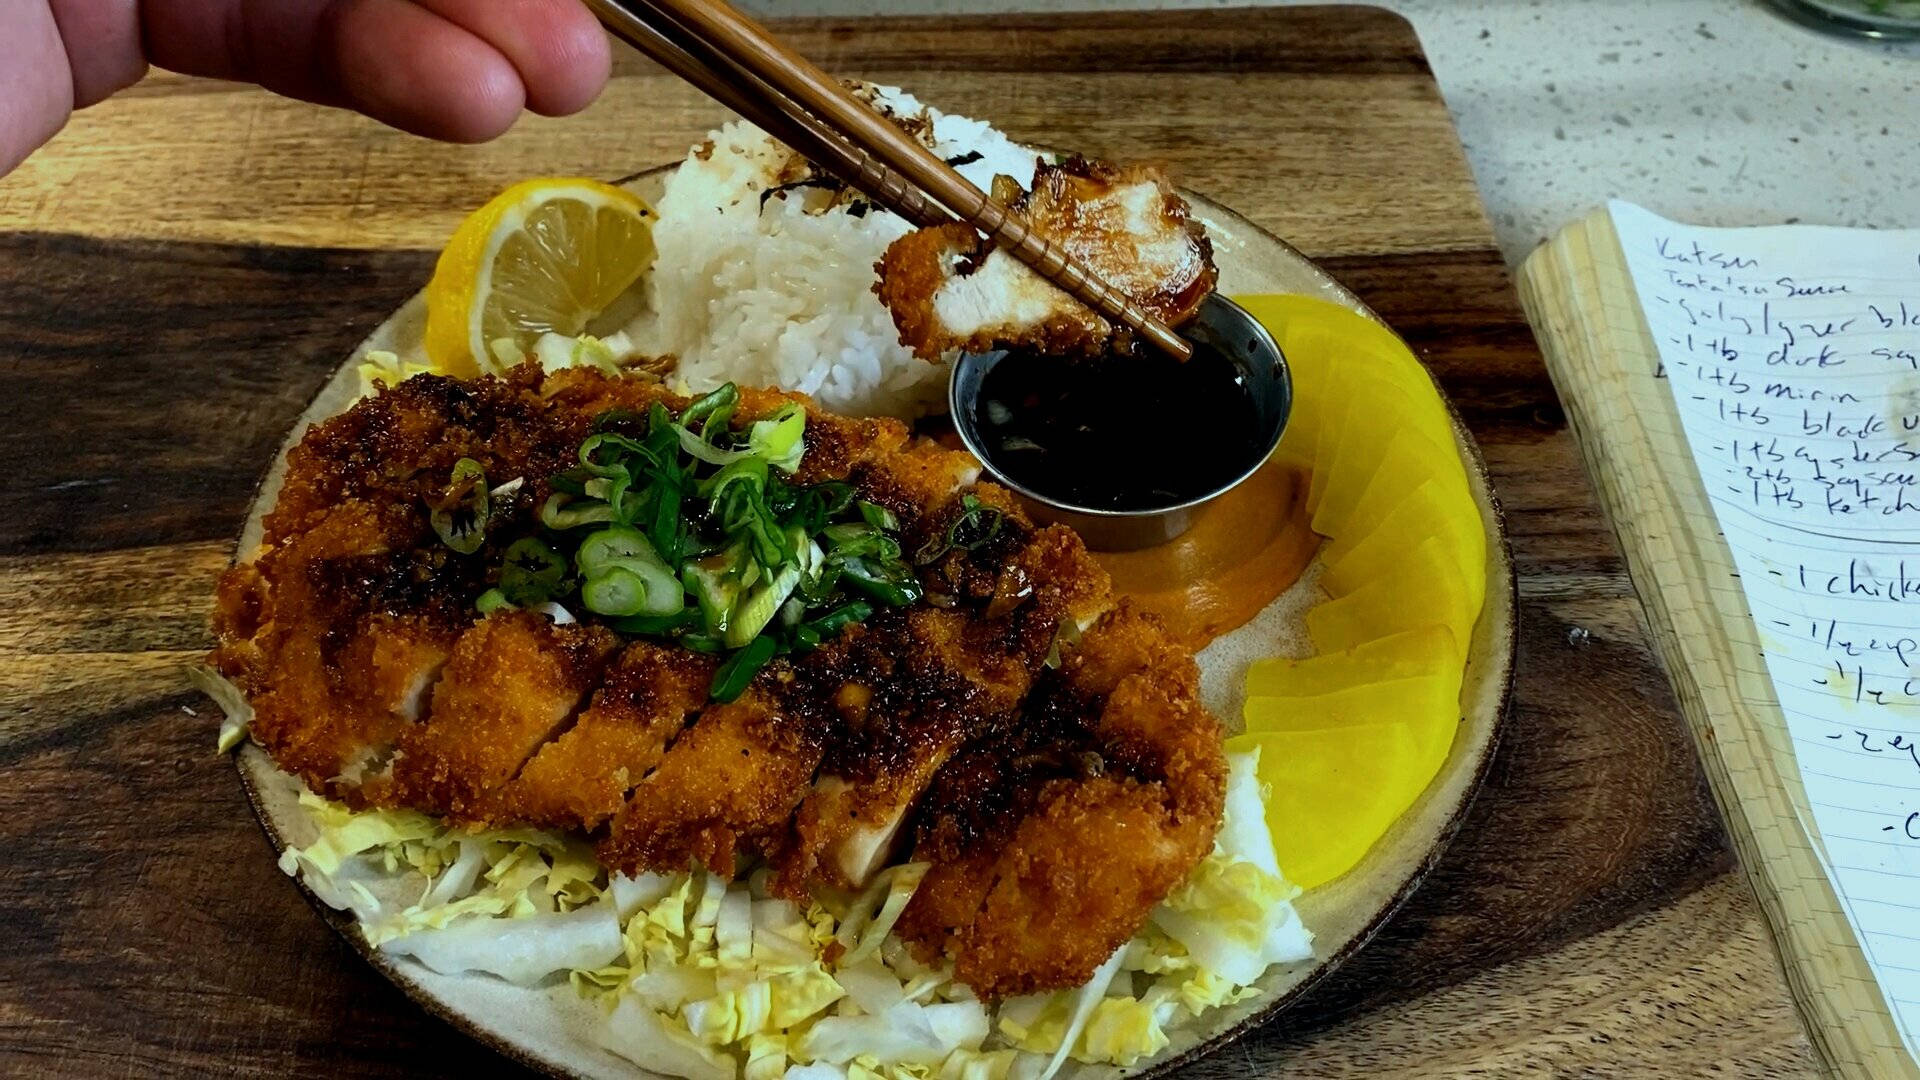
[425,178,657,376]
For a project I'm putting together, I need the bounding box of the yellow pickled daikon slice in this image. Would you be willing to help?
[1243,672,1460,772]
[1307,395,1362,518]
[1308,536,1471,652]
[1226,722,1432,890]
[1323,424,1472,552]
[1245,624,1462,698]
[1323,476,1487,611]
[1309,369,1457,542]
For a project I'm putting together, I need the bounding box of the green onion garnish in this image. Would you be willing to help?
[499,537,567,606]
[430,457,491,554]
[472,385,922,704]
[711,635,778,703]
[915,494,1004,565]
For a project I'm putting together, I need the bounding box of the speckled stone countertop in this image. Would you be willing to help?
[747,0,1920,265]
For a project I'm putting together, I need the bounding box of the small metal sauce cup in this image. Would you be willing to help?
[949,294,1292,552]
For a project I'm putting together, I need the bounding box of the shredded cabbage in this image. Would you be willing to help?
[381,901,623,985]
[191,667,253,753]
[279,744,1313,1078]
[276,790,608,964]
[600,998,737,1080]
[1150,748,1314,986]
[357,349,436,397]
[531,330,640,375]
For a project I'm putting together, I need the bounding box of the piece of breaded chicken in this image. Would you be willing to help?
[600,689,825,875]
[875,158,1217,360]
[392,612,620,823]
[895,603,1225,998]
[499,641,713,831]
[772,490,1112,894]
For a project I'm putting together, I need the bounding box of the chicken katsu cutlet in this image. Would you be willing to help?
[211,364,1225,996]
[875,157,1218,360]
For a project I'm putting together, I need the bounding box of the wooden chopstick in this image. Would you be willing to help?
[605,0,1195,362]
[582,0,950,229]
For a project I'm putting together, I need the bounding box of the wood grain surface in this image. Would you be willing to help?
[0,7,1820,1078]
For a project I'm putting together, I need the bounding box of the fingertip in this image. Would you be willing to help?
[412,0,612,118]
[518,3,611,117]
[0,1,75,173]
[326,0,527,143]
[525,17,611,117]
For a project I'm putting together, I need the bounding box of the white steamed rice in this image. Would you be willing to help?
[629,86,1037,420]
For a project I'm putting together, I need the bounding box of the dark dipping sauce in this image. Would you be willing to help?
[970,340,1264,512]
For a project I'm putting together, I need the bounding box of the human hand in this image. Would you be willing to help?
[1,0,612,175]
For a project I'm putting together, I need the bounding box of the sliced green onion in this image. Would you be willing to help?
[609,609,700,635]
[806,600,872,638]
[841,557,924,607]
[821,523,901,562]
[725,553,804,648]
[547,467,594,496]
[575,526,665,577]
[476,588,513,615]
[949,494,1005,550]
[745,403,806,473]
[581,566,648,617]
[500,537,567,605]
[429,457,489,554]
[859,501,899,532]
[710,635,777,703]
[914,494,1005,564]
[679,384,738,432]
[540,493,616,530]
[779,597,808,628]
[674,424,751,466]
[471,382,920,703]
[648,476,687,564]
[785,482,855,533]
[579,432,655,477]
[580,554,682,618]
[683,549,744,637]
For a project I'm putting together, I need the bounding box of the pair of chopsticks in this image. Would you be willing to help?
[582,0,1195,362]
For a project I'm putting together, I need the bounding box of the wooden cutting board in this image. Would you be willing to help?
[0,7,1821,1077]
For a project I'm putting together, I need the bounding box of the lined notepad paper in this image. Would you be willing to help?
[1518,202,1920,1078]
[1609,200,1920,1056]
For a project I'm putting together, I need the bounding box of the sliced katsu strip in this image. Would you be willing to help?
[391,612,620,823]
[895,602,1225,998]
[501,641,714,831]
[209,500,476,798]
[213,363,1226,998]
[875,157,1217,360]
[600,688,825,875]
[213,368,584,800]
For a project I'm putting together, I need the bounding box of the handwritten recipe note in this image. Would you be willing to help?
[1610,200,1920,1053]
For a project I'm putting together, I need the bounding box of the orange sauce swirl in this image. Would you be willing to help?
[1093,463,1319,650]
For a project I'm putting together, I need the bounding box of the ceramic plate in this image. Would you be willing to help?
[233,164,1517,1079]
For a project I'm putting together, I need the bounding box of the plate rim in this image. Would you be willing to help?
[226,164,1519,1080]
